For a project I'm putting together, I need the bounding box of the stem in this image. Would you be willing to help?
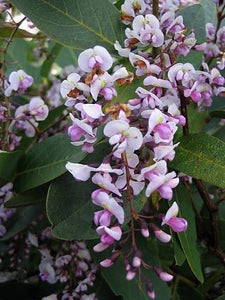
[152,0,159,58]
[178,86,189,136]
[122,152,137,251]
[193,179,222,257]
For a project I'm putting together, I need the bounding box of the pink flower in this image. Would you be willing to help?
[4,70,33,97]
[78,46,113,72]
[91,189,124,224]
[162,202,188,232]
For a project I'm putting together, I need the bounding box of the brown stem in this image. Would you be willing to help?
[178,86,189,136]
[122,152,137,251]
[152,0,159,58]
[193,179,220,250]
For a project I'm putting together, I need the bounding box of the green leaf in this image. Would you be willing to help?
[40,43,62,77]
[172,232,186,266]
[177,4,206,43]
[10,0,125,52]
[0,205,43,241]
[0,151,23,181]
[14,134,87,192]
[175,103,208,141]
[46,173,97,240]
[178,50,203,69]
[173,183,204,282]
[210,110,225,119]
[169,133,225,188]
[5,184,49,208]
[200,0,217,25]
[46,141,108,240]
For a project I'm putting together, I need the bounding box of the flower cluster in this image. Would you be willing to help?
[61,0,225,297]
[0,182,15,237]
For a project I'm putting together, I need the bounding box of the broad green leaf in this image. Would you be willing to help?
[56,46,79,67]
[46,173,97,240]
[5,184,49,208]
[173,183,204,282]
[0,205,43,241]
[210,110,225,119]
[177,4,206,43]
[14,134,87,192]
[200,0,217,24]
[169,134,225,188]
[10,0,125,52]
[40,43,62,77]
[46,141,108,240]
[0,151,23,181]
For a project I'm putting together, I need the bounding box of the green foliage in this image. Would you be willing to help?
[46,173,97,240]
[169,134,225,188]
[14,134,87,192]
[177,4,206,43]
[0,151,23,182]
[9,0,125,52]
[173,183,204,282]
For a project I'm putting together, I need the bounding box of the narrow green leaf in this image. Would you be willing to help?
[0,151,23,181]
[14,134,87,192]
[10,0,125,52]
[40,43,62,77]
[174,183,204,282]
[169,134,225,188]
[171,232,186,266]
[210,110,225,119]
[5,184,49,208]
[177,4,206,43]
[46,173,97,240]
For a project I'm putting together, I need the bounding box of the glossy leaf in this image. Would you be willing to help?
[5,184,49,208]
[0,151,23,181]
[10,0,125,52]
[46,141,109,240]
[14,134,87,192]
[177,4,206,43]
[173,183,204,282]
[46,173,97,240]
[169,134,225,188]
